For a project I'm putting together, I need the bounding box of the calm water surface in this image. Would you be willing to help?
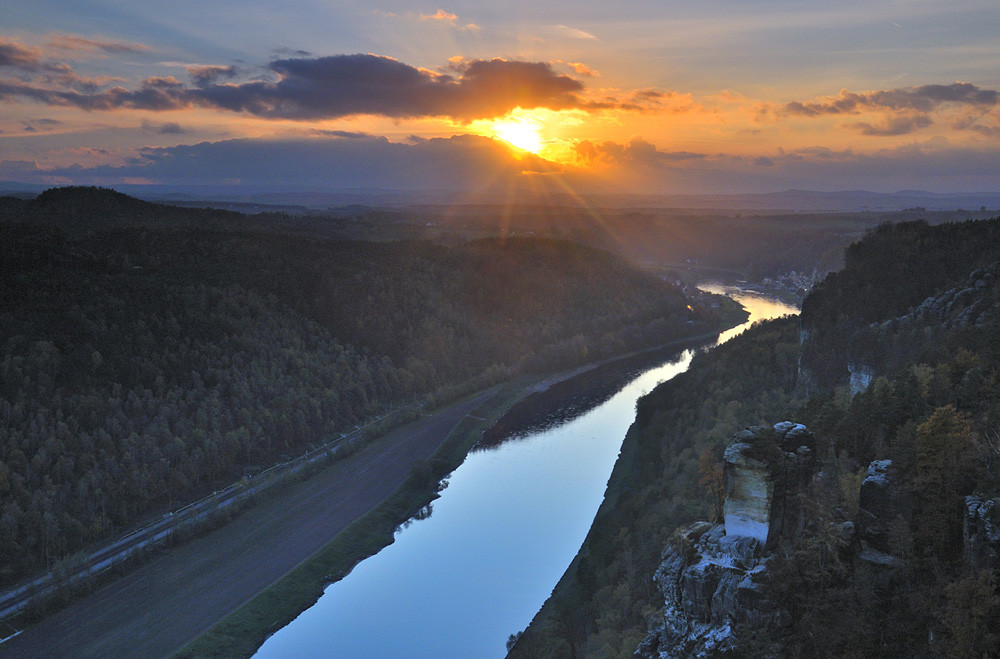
[254,287,798,659]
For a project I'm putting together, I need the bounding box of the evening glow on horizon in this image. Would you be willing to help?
[1,1,999,193]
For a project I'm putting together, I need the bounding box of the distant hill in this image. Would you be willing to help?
[3,182,999,212]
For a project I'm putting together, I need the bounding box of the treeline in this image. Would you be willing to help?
[0,187,737,587]
[511,216,1000,658]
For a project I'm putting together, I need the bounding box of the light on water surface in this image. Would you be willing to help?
[254,289,798,659]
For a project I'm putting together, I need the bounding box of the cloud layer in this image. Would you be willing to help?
[773,82,1000,136]
[0,134,559,190]
[7,132,999,195]
[1,49,591,121]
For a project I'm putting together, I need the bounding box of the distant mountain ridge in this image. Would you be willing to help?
[3,182,999,212]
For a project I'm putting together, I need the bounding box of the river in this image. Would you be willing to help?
[253,286,798,659]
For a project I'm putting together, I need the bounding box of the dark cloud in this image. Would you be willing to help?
[784,82,999,117]
[20,117,62,132]
[273,47,313,57]
[850,114,935,136]
[0,37,124,92]
[4,134,559,189]
[141,119,186,134]
[187,65,239,87]
[0,38,43,68]
[0,53,588,121]
[0,76,189,111]
[951,115,1000,137]
[191,55,585,120]
[795,146,845,159]
[5,134,1000,195]
[312,129,371,138]
[753,156,775,166]
[0,160,44,176]
[776,83,1000,136]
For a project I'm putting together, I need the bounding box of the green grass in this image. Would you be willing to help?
[172,380,533,659]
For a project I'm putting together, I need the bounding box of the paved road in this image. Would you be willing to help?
[1,391,496,659]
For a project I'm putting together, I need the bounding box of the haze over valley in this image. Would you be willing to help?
[2,2,1000,658]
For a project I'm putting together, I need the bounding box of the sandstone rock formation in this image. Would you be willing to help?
[856,459,901,566]
[723,422,815,549]
[963,495,1000,573]
[636,422,816,658]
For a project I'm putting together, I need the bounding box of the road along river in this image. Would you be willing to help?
[254,287,798,659]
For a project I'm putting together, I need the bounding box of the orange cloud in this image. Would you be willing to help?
[566,62,598,77]
[421,9,457,22]
[45,35,149,56]
[376,8,478,30]
[573,137,706,168]
[552,25,597,40]
[186,64,240,87]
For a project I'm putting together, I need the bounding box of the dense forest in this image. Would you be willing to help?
[0,187,741,587]
[511,216,1000,658]
[800,219,1000,390]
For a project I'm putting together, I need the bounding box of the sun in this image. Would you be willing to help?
[493,117,543,153]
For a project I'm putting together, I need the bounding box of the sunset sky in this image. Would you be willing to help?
[2,1,999,194]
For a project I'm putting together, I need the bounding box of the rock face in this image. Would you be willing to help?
[722,440,771,544]
[637,423,815,658]
[963,496,1000,573]
[848,362,873,395]
[801,260,1000,393]
[906,262,1000,331]
[723,422,815,549]
[856,459,902,566]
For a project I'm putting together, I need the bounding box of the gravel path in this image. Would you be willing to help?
[2,391,496,659]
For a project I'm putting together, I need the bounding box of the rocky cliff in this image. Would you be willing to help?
[800,259,1000,395]
[636,422,816,658]
[963,495,1000,573]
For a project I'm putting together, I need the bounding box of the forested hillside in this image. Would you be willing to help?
[800,219,1000,390]
[510,216,1000,658]
[0,187,739,587]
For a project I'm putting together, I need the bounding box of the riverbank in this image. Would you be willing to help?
[172,382,527,659]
